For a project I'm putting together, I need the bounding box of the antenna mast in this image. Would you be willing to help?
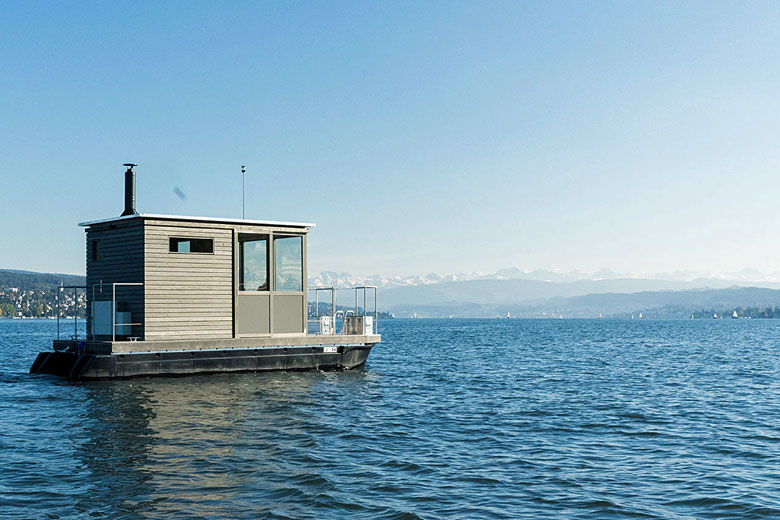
[241,165,246,219]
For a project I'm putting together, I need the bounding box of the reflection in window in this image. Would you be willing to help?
[169,237,214,253]
[274,236,303,292]
[239,235,268,291]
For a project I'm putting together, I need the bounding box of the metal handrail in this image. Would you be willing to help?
[307,286,336,318]
[306,285,378,335]
[334,310,345,334]
[352,286,378,334]
[307,286,335,334]
[91,282,144,341]
[56,285,86,340]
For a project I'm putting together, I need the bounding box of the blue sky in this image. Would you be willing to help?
[2,1,779,277]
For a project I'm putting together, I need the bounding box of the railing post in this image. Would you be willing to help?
[56,286,61,340]
[112,283,116,342]
[90,284,94,339]
[74,288,78,339]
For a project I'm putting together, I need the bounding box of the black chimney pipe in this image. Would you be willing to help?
[121,163,138,216]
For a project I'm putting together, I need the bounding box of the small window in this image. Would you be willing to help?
[91,240,100,261]
[169,237,214,254]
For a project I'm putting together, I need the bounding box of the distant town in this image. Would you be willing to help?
[0,270,86,318]
[0,286,85,319]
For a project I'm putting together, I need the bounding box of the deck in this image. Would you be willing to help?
[53,333,382,355]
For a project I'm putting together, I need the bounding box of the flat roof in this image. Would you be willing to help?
[78,213,315,228]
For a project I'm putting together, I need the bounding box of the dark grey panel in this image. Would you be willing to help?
[238,293,270,334]
[272,294,304,333]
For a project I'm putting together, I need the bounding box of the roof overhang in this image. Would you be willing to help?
[78,213,315,229]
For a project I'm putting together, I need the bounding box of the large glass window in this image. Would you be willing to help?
[274,236,303,292]
[239,234,268,291]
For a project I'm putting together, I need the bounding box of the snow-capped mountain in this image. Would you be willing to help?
[309,266,780,289]
[309,271,467,289]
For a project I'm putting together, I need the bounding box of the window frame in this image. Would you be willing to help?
[238,233,270,292]
[273,234,304,293]
[168,237,215,254]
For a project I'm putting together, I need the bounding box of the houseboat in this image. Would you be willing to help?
[30,164,380,380]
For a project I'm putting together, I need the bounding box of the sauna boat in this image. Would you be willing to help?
[30,164,380,380]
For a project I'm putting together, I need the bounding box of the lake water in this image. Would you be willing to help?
[1,318,780,519]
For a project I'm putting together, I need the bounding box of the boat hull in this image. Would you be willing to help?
[30,344,373,381]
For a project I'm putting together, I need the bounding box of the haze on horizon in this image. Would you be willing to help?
[1,2,779,279]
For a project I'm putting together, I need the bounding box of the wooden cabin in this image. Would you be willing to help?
[83,213,312,342]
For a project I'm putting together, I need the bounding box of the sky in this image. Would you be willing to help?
[1,1,780,278]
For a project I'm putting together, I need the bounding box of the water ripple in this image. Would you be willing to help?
[2,319,780,518]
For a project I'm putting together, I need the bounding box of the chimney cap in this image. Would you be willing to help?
[123,163,137,168]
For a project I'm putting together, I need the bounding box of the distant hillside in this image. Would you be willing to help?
[525,287,780,318]
[0,269,85,291]
[379,277,780,309]
[389,286,780,319]
[0,269,86,318]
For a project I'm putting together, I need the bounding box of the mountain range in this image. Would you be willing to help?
[310,268,780,318]
[310,266,780,289]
